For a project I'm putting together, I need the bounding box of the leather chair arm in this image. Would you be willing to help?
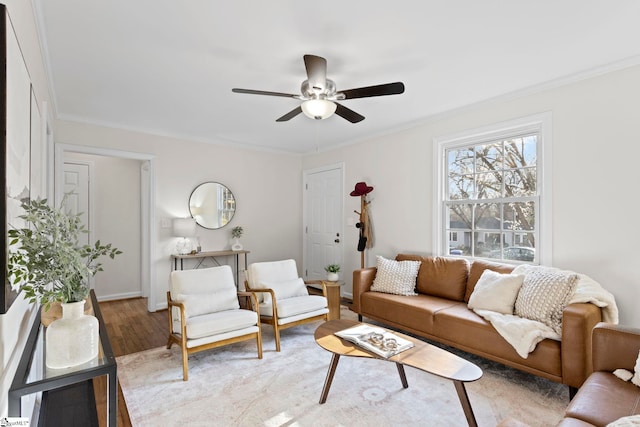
[352,267,377,314]
[561,303,602,388]
[592,322,640,372]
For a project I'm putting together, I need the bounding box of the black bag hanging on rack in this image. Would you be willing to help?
[356,222,367,252]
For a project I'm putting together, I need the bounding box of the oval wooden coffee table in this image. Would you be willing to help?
[315,319,483,427]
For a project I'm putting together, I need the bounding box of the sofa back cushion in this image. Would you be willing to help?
[396,254,469,301]
[465,260,515,302]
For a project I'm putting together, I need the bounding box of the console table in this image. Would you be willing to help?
[9,290,117,426]
[171,250,250,289]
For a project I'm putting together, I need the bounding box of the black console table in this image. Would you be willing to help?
[9,290,117,426]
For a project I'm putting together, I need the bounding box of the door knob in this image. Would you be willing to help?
[334,239,340,243]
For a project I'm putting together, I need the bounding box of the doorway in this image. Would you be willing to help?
[54,144,157,312]
[303,163,344,291]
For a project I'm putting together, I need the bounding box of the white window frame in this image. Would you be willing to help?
[433,112,553,266]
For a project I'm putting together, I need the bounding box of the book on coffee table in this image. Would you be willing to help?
[335,324,414,358]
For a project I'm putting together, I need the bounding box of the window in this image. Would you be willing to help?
[434,114,551,265]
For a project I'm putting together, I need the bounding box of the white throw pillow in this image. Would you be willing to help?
[612,350,640,389]
[258,277,309,305]
[514,268,577,334]
[468,270,524,314]
[606,415,640,427]
[370,256,420,296]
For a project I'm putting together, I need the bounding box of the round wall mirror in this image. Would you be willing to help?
[189,182,236,229]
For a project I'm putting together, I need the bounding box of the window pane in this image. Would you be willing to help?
[501,245,536,262]
[474,231,502,256]
[475,203,500,230]
[475,143,503,172]
[504,167,536,197]
[448,174,474,200]
[476,171,502,199]
[448,148,474,175]
[504,136,537,167]
[504,202,535,231]
[447,204,472,229]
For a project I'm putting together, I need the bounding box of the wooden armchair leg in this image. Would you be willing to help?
[181,346,189,381]
[256,332,263,359]
[274,323,281,352]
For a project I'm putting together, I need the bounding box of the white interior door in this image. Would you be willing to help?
[304,165,343,287]
[61,162,91,247]
[60,162,93,288]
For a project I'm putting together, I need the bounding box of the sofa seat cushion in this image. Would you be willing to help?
[184,309,258,340]
[360,292,459,335]
[260,295,327,318]
[565,372,640,426]
[433,304,562,378]
[396,254,469,301]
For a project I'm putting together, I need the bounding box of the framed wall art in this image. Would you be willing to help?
[2,5,33,314]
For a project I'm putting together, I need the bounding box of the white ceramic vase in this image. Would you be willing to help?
[231,237,243,251]
[327,272,339,282]
[46,300,99,369]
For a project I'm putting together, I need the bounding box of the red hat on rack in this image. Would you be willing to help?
[350,182,374,197]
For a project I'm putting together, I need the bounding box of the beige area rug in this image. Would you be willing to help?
[118,307,568,426]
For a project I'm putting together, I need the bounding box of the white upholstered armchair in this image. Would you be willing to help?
[245,259,328,351]
[167,265,262,380]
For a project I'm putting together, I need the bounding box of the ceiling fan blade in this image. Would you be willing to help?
[334,103,365,123]
[303,54,327,91]
[232,88,298,98]
[338,82,405,99]
[276,106,303,122]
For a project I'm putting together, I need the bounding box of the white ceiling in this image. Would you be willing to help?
[34,1,640,154]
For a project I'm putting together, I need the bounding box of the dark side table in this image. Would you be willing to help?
[9,290,117,426]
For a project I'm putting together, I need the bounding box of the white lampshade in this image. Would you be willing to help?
[301,99,336,120]
[172,218,196,237]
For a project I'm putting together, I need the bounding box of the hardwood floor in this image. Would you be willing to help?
[94,298,167,427]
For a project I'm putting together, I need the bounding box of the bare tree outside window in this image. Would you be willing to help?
[446,134,538,262]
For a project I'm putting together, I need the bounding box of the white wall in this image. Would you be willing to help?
[54,120,304,310]
[0,0,53,417]
[303,64,640,327]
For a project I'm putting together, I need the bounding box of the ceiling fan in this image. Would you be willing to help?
[232,54,405,123]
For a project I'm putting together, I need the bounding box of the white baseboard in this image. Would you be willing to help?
[95,291,142,302]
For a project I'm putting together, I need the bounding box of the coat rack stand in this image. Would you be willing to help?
[351,181,374,270]
[359,195,365,268]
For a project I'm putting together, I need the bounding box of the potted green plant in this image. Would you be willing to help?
[7,198,122,369]
[7,198,122,308]
[231,226,244,251]
[324,264,340,281]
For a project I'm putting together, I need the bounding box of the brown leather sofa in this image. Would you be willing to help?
[559,323,640,426]
[351,254,604,390]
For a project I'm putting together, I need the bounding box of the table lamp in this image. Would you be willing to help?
[173,218,196,254]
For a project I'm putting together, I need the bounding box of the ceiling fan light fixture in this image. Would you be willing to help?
[301,99,336,120]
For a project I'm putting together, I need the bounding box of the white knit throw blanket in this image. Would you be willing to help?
[473,265,618,358]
